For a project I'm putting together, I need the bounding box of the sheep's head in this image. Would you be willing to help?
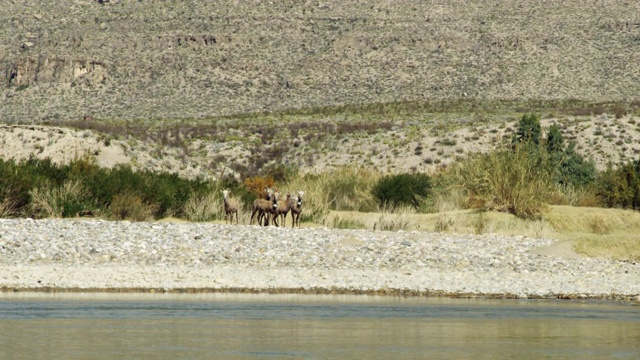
[222,189,230,199]
[272,192,279,209]
[265,187,275,200]
[296,190,304,206]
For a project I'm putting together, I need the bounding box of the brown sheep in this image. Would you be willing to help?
[221,189,239,225]
[250,191,279,226]
[290,190,304,228]
[275,193,294,227]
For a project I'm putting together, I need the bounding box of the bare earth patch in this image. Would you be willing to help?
[531,242,584,260]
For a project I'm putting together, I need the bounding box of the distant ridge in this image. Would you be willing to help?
[1,0,639,122]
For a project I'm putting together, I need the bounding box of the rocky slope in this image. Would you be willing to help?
[1,0,639,123]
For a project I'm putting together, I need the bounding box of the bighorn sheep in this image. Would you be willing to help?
[250,191,279,226]
[290,190,304,228]
[221,189,239,225]
[264,191,282,226]
[260,187,276,225]
[276,193,294,227]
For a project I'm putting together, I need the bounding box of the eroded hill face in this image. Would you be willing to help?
[1,0,639,123]
[1,113,639,181]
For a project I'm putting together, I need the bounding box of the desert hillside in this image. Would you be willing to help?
[1,0,639,123]
[1,113,639,180]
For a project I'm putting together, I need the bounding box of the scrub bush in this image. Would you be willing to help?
[372,173,432,210]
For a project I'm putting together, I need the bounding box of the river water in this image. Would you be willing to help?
[0,293,638,359]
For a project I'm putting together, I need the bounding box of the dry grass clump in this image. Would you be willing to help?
[446,145,554,219]
[373,204,415,231]
[286,167,381,225]
[0,198,17,218]
[29,180,89,218]
[331,216,367,230]
[184,191,223,222]
[432,196,458,232]
[546,184,600,207]
[109,193,158,222]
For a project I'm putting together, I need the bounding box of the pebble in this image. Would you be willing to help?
[0,219,638,299]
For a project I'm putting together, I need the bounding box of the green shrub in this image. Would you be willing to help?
[556,142,596,187]
[513,113,542,146]
[0,156,211,220]
[545,125,596,187]
[596,160,640,209]
[75,161,210,219]
[0,159,32,214]
[546,124,564,154]
[0,157,69,215]
[372,173,432,210]
[141,170,206,218]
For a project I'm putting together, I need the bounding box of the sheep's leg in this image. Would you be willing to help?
[256,211,261,225]
[259,210,266,226]
[250,208,259,225]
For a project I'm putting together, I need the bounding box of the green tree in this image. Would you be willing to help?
[543,124,596,188]
[513,113,542,146]
[556,142,596,187]
[546,124,564,155]
[595,160,640,209]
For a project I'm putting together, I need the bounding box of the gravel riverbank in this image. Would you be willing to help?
[0,219,639,301]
